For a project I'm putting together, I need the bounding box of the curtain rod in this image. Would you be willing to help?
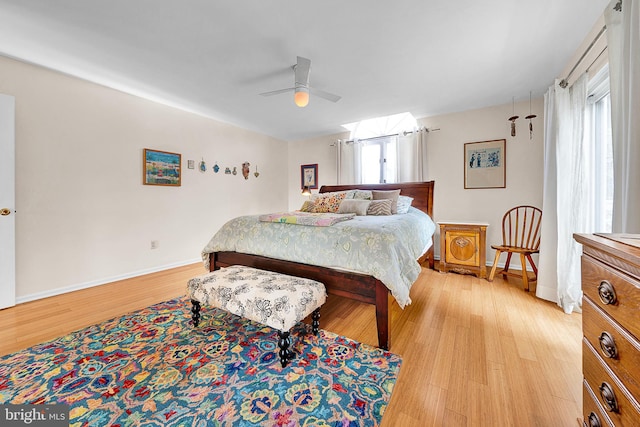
[331,126,439,145]
[559,25,607,88]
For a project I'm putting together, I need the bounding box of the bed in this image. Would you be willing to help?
[203,181,435,350]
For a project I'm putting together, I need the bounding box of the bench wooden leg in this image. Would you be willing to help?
[190,299,201,327]
[312,308,321,335]
[277,330,294,368]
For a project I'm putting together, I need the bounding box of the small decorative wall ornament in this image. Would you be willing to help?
[254,165,260,178]
[508,97,519,137]
[525,91,537,140]
[213,162,220,173]
[199,158,206,172]
[187,160,195,169]
[225,167,231,174]
[232,166,238,175]
[242,162,250,180]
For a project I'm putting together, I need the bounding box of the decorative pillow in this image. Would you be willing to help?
[313,192,348,213]
[367,199,393,216]
[396,195,414,214]
[311,190,355,201]
[299,200,315,212]
[338,199,371,216]
[372,189,401,214]
[351,190,373,200]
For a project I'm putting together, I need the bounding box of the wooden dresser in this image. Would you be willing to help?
[574,233,640,427]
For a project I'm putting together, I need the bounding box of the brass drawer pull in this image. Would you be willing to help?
[597,281,617,305]
[599,382,619,413]
[598,331,618,359]
[587,412,601,427]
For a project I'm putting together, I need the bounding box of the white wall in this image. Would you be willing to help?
[0,55,288,301]
[288,98,544,265]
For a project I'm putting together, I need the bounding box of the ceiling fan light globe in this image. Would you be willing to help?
[294,88,309,107]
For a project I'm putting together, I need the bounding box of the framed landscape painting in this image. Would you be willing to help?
[143,148,181,186]
[464,139,505,189]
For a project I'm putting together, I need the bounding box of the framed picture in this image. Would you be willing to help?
[301,163,318,189]
[143,148,182,186]
[464,139,505,189]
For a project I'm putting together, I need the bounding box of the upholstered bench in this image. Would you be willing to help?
[186,265,326,368]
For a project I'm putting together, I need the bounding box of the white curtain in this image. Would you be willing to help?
[537,86,560,304]
[606,0,640,233]
[538,74,594,313]
[397,128,427,182]
[336,139,362,185]
[337,129,427,185]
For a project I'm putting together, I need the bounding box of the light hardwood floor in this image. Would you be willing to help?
[0,263,583,427]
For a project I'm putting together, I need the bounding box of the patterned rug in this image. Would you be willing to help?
[0,297,402,426]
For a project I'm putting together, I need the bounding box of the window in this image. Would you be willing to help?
[341,112,416,184]
[587,66,613,232]
[360,136,397,184]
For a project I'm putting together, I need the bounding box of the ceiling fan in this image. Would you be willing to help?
[259,56,341,107]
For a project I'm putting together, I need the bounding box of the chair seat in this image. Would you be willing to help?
[491,245,539,255]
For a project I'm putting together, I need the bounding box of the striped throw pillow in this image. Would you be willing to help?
[367,199,392,216]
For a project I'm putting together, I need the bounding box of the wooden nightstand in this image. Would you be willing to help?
[438,221,488,278]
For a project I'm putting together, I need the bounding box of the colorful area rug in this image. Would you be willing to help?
[0,297,402,426]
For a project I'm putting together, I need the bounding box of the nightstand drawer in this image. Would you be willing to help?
[582,256,640,340]
[583,296,640,401]
[583,339,640,426]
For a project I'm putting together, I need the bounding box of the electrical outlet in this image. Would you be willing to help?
[151,240,159,249]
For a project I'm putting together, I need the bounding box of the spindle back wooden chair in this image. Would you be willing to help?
[488,205,542,291]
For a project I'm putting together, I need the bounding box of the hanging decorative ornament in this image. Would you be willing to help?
[254,165,260,178]
[242,162,250,180]
[508,96,519,137]
[525,91,537,140]
[213,162,220,173]
[199,158,206,173]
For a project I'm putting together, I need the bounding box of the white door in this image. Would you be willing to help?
[0,94,16,309]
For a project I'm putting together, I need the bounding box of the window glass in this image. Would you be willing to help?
[587,66,613,232]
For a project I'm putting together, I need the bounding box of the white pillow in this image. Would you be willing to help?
[396,195,414,214]
[338,199,371,216]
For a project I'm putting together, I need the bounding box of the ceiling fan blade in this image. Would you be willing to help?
[309,87,341,103]
[295,56,311,86]
[259,87,295,97]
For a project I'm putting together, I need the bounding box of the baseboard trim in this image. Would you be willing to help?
[16,258,201,304]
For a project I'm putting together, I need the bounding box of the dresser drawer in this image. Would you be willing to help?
[583,296,640,401]
[584,379,615,427]
[582,256,640,340]
[583,339,640,426]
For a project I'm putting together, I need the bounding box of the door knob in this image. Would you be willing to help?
[0,208,11,216]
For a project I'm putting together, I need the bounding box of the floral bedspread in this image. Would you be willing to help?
[201,207,436,308]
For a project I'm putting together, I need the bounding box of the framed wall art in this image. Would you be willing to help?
[301,163,318,189]
[143,148,181,186]
[464,139,505,189]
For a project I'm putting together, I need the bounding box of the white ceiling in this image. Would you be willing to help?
[0,0,609,142]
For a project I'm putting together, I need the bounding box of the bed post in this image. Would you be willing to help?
[375,281,390,350]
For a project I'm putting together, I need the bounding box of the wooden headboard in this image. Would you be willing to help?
[320,181,435,269]
[319,181,435,219]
